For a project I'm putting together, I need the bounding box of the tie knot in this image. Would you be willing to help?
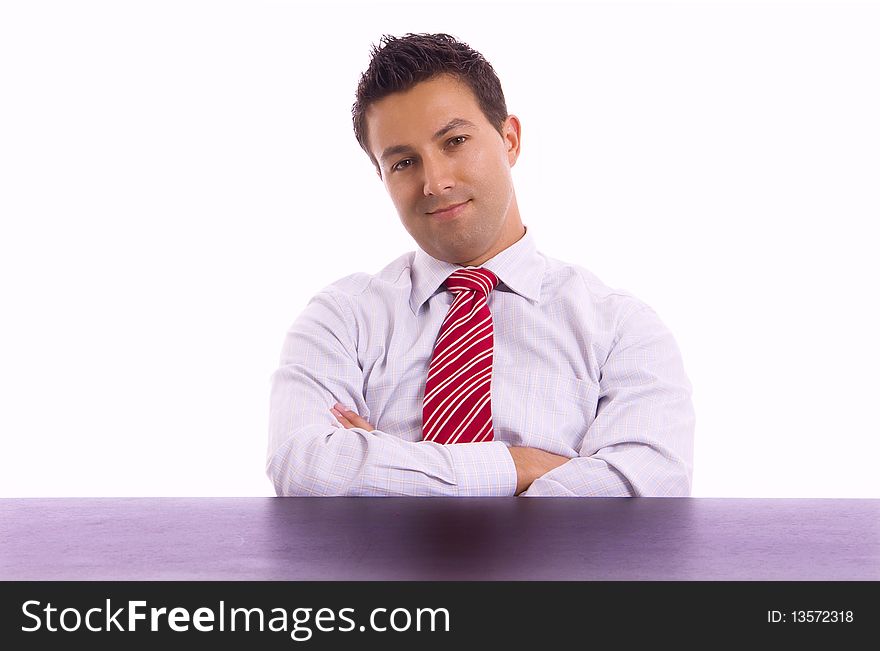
[445,268,499,297]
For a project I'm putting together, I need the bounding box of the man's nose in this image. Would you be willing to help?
[421,154,455,196]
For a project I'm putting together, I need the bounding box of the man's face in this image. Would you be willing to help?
[365,75,523,266]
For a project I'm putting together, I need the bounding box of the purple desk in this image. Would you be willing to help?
[1,498,877,580]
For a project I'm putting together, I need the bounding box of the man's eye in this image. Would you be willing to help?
[392,159,414,172]
[448,136,468,147]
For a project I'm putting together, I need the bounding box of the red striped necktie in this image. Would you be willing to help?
[422,267,500,445]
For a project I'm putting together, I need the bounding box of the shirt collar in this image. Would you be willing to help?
[409,227,545,314]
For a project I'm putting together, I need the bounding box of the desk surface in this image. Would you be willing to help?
[1,498,877,580]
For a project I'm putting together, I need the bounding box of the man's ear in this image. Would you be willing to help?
[503,115,522,167]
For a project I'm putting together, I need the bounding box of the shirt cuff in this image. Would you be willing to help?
[444,440,517,496]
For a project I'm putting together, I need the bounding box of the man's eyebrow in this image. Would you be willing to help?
[379,144,413,165]
[379,118,478,165]
[433,118,476,140]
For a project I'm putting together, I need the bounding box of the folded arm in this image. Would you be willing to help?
[333,403,569,497]
[267,290,517,496]
[520,306,695,497]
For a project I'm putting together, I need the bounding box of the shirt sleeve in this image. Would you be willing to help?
[521,306,695,497]
[267,290,518,496]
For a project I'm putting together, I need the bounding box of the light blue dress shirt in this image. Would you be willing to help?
[268,228,694,496]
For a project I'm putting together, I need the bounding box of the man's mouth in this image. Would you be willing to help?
[427,200,470,217]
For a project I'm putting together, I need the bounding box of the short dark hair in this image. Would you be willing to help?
[352,33,509,169]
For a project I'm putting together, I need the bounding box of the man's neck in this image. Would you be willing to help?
[457,224,527,268]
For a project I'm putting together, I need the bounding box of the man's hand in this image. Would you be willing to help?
[330,403,376,431]
[508,447,571,496]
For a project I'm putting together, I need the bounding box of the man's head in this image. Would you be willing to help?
[353,33,525,267]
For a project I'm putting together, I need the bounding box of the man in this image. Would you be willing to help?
[267,33,694,496]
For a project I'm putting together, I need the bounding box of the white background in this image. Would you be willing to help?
[1,0,878,497]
